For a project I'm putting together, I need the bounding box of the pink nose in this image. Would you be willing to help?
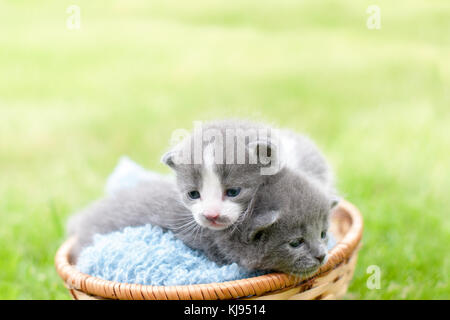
[204,212,220,222]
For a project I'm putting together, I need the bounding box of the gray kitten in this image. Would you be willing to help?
[195,168,333,275]
[162,119,335,231]
[68,170,334,275]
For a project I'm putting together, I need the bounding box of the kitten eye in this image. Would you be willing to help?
[225,187,241,197]
[321,231,327,239]
[289,238,304,248]
[187,190,201,200]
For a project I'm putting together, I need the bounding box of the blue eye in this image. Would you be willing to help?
[188,191,200,200]
[289,238,304,248]
[225,187,241,197]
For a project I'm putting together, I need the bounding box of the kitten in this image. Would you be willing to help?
[198,168,333,275]
[68,172,334,275]
[68,119,337,274]
[161,119,335,230]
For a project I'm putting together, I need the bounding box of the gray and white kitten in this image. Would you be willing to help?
[68,171,333,275]
[68,119,337,273]
[161,119,335,231]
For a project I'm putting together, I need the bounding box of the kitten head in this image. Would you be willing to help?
[234,169,339,275]
[162,124,280,230]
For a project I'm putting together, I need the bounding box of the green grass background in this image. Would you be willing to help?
[0,0,449,299]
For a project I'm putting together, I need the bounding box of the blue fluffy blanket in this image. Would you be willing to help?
[77,157,336,286]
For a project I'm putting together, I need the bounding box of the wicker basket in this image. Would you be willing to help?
[55,200,363,300]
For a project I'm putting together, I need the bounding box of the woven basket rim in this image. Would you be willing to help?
[55,200,363,300]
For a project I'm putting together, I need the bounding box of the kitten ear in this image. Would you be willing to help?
[161,150,178,169]
[248,140,281,175]
[247,210,279,243]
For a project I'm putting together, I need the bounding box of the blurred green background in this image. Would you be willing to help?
[0,0,449,299]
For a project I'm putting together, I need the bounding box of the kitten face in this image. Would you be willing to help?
[245,210,330,275]
[163,123,277,230]
[232,170,335,275]
[173,160,264,230]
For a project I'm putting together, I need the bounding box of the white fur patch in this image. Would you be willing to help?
[190,143,243,229]
[200,143,223,209]
[219,200,243,223]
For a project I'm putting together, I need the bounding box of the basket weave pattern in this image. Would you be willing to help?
[55,200,363,300]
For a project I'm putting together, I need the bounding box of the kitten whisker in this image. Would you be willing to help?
[169,220,197,232]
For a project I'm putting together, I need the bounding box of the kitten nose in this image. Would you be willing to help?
[204,212,220,222]
[315,254,326,263]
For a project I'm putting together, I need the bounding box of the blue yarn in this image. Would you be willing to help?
[77,224,265,286]
[76,157,337,286]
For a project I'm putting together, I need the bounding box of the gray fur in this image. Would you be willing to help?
[67,177,188,261]
[212,168,333,275]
